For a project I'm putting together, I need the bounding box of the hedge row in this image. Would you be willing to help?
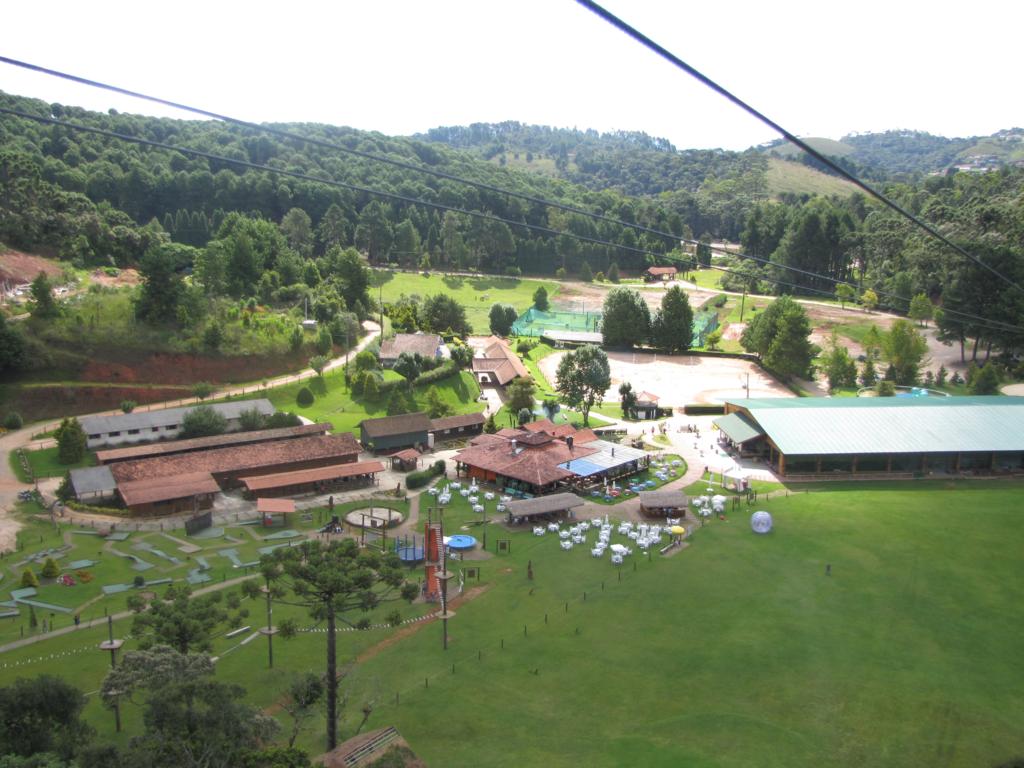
[406,459,447,490]
[66,500,132,517]
[682,404,725,415]
[413,360,458,387]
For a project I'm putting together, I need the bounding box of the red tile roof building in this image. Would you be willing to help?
[471,337,529,386]
[110,433,362,488]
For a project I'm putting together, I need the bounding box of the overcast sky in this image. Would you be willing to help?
[2,0,1020,151]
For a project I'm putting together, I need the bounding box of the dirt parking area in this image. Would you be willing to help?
[539,350,794,406]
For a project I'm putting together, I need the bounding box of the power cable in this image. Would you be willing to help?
[0,55,971,308]
[575,0,1024,297]
[0,56,686,246]
[1,58,1014,331]
[1,106,1019,335]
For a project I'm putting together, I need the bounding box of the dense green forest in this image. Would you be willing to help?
[726,168,1024,359]
[0,91,699,276]
[1,91,1022,372]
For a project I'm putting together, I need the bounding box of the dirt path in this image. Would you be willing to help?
[0,322,382,548]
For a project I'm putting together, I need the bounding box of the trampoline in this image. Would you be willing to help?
[447,534,477,552]
[397,545,426,563]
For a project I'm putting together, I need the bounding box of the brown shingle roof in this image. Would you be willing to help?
[118,472,220,507]
[472,337,529,385]
[505,493,585,517]
[360,412,432,439]
[96,423,331,464]
[469,433,507,446]
[240,460,385,492]
[646,266,677,276]
[523,419,556,434]
[638,490,688,510]
[379,333,442,361]
[571,428,599,444]
[257,497,295,514]
[110,434,362,483]
[455,435,599,488]
[430,412,486,432]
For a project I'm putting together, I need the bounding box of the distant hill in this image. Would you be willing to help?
[416,121,856,201]
[763,137,857,160]
[761,129,1024,176]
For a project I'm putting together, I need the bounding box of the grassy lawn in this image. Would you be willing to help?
[5,482,1023,767]
[689,269,724,289]
[372,271,559,334]
[22,445,95,479]
[834,320,882,346]
[0,498,412,647]
[517,340,560,399]
[263,368,482,433]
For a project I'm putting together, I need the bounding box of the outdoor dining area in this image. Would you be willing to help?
[533,515,688,564]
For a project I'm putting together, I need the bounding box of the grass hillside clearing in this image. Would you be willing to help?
[373,271,559,334]
[265,368,482,434]
[766,157,859,198]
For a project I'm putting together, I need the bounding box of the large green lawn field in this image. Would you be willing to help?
[2,482,1022,767]
[263,368,483,433]
[372,271,559,334]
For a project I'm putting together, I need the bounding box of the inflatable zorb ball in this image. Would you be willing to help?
[750,511,773,534]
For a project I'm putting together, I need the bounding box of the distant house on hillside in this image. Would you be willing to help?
[644,266,677,282]
[378,333,444,368]
[471,336,529,387]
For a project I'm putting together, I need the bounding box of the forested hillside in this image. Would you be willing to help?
[763,129,1024,177]
[0,91,704,277]
[1,91,1022,373]
[724,167,1024,360]
[416,120,854,233]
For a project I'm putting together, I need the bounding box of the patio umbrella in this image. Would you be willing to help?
[670,525,685,535]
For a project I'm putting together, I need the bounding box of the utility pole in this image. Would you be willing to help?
[98,616,124,732]
[739,289,747,323]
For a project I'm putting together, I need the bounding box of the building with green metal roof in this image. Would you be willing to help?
[714,396,1024,477]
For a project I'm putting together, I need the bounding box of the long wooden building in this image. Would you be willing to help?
[715,396,1024,478]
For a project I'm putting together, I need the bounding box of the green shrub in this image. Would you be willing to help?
[180,405,227,438]
[516,338,537,354]
[2,412,23,430]
[66,500,130,516]
[413,360,457,387]
[20,568,39,588]
[296,387,315,407]
[40,557,60,579]
[407,460,445,489]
